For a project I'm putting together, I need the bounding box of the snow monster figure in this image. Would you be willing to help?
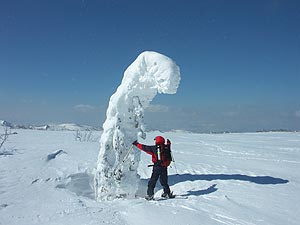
[94,51,181,200]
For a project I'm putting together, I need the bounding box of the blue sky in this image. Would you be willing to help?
[1,0,300,132]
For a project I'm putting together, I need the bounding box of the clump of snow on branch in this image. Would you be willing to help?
[94,51,181,200]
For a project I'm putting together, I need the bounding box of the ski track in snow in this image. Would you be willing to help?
[0,128,299,225]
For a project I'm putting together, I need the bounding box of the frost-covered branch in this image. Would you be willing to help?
[0,126,10,150]
[74,130,99,142]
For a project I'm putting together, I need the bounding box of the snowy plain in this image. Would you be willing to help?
[0,128,299,225]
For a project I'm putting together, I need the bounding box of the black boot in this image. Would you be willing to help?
[161,191,175,198]
[168,192,175,198]
[145,195,154,200]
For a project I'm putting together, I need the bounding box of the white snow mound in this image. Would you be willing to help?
[94,51,181,200]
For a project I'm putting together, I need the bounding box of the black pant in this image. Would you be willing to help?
[147,166,170,196]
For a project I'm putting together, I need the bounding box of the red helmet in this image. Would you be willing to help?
[154,136,165,145]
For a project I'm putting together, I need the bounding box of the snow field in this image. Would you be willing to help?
[0,128,299,225]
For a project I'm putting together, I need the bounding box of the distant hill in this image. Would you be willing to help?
[46,123,101,131]
[0,120,101,131]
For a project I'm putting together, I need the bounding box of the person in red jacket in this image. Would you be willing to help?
[133,136,175,200]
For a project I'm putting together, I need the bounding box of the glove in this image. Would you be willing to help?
[132,140,138,146]
[167,139,171,144]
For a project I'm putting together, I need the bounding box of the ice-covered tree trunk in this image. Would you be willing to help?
[94,51,181,201]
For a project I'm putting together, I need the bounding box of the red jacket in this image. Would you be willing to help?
[135,141,171,167]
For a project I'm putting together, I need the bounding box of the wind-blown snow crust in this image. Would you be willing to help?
[94,51,181,200]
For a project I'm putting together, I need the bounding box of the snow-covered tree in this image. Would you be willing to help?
[94,51,181,200]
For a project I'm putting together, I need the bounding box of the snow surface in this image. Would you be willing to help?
[95,51,181,200]
[1,127,299,225]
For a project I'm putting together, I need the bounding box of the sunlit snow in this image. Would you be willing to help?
[0,127,299,225]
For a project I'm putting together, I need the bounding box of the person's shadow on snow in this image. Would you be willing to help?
[180,184,218,197]
[137,173,289,197]
[168,173,288,197]
[168,173,289,185]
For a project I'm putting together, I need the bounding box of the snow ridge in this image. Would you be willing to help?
[94,51,181,200]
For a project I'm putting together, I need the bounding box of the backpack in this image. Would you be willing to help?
[156,144,172,162]
[163,144,173,161]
